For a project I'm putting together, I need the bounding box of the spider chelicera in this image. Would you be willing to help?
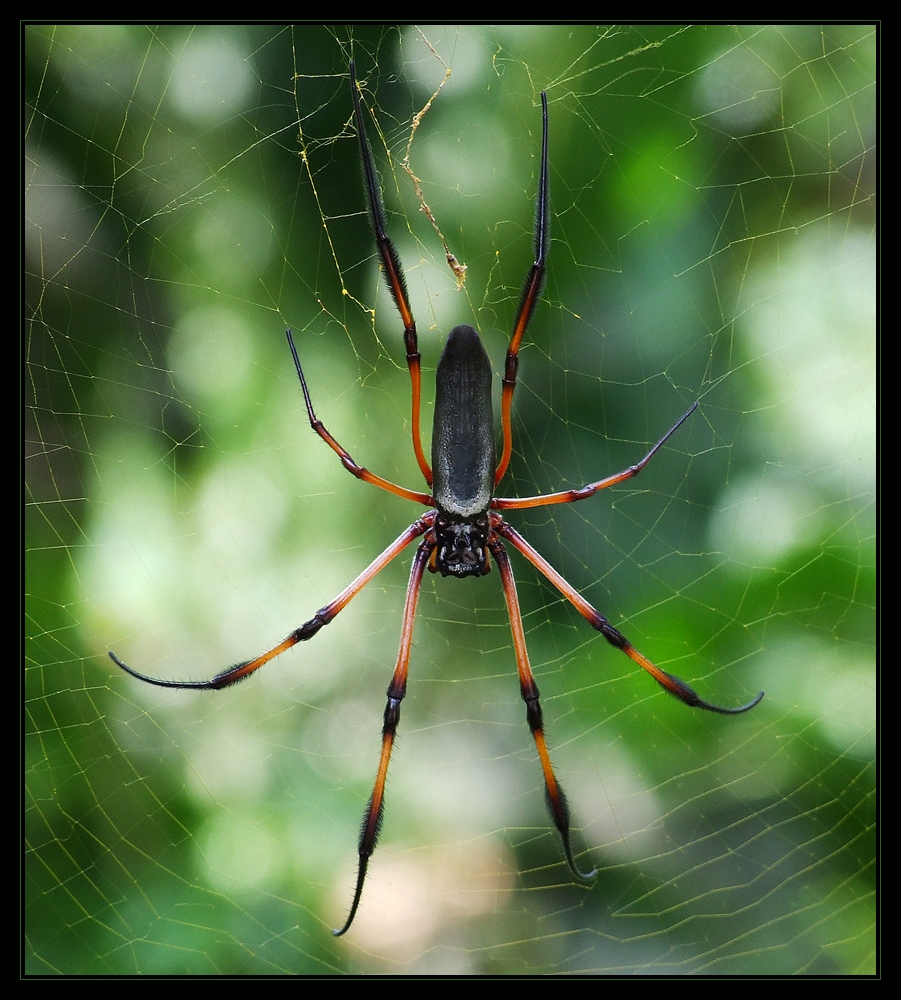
[110,63,764,936]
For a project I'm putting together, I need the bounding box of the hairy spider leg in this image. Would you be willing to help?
[110,516,433,690]
[496,91,550,486]
[491,540,598,882]
[286,330,432,507]
[496,519,764,714]
[492,401,699,511]
[333,538,434,936]
[350,61,430,485]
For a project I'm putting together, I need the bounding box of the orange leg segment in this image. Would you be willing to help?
[350,62,432,486]
[286,330,433,506]
[333,538,434,936]
[490,540,597,883]
[110,517,434,691]
[494,402,699,511]
[496,92,549,487]
[497,520,763,714]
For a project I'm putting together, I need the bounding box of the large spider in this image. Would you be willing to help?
[111,63,763,936]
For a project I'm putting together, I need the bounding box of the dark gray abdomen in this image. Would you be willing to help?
[431,325,495,519]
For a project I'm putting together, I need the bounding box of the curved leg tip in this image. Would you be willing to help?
[694,688,765,715]
[729,690,765,714]
[332,903,358,937]
[572,864,599,885]
[562,843,599,885]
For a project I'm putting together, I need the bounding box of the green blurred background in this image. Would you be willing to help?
[26,25,875,974]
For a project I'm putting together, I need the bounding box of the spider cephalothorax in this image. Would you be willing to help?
[431,515,491,578]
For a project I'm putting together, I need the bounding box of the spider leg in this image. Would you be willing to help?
[334,537,434,936]
[496,520,764,714]
[350,61,431,485]
[110,515,434,690]
[286,330,433,506]
[496,91,549,486]
[490,539,598,884]
[494,402,699,510]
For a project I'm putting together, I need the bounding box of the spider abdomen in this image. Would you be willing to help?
[431,325,495,520]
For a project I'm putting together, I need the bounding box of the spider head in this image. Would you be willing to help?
[431,516,491,578]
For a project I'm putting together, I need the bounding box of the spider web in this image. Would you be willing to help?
[25,24,876,975]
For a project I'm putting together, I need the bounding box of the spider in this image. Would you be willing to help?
[110,63,764,937]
